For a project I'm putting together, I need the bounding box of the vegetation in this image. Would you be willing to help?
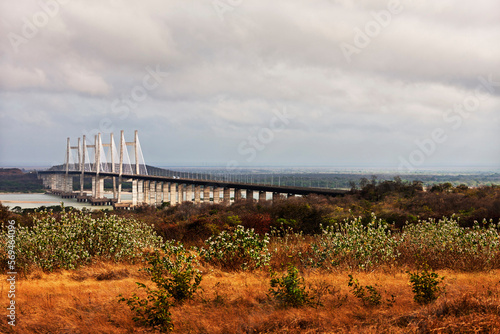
[269,264,311,308]
[2,182,500,332]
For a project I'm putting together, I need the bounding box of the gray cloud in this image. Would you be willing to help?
[1,0,499,169]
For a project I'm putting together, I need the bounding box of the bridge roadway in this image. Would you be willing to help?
[38,170,347,197]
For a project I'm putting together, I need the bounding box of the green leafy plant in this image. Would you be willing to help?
[0,209,162,273]
[119,241,202,332]
[145,241,202,303]
[119,282,173,333]
[269,264,311,308]
[348,274,382,307]
[198,225,270,270]
[309,215,400,270]
[408,264,444,305]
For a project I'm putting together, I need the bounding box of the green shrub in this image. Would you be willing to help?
[308,215,400,270]
[198,225,270,270]
[119,241,203,333]
[0,209,162,273]
[269,264,311,308]
[400,217,500,270]
[408,265,444,305]
[347,275,382,307]
[119,282,174,333]
[145,241,202,303]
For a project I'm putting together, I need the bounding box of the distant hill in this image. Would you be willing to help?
[0,169,45,193]
[0,168,24,175]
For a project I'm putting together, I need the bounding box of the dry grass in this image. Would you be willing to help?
[1,263,500,333]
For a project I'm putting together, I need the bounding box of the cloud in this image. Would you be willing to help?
[0,0,499,168]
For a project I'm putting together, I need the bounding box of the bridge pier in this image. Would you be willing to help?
[259,191,266,202]
[178,184,185,203]
[234,189,242,202]
[194,185,201,204]
[213,187,221,204]
[203,186,210,203]
[92,176,104,198]
[132,179,138,206]
[273,192,280,201]
[246,189,253,202]
[156,181,163,206]
[223,187,231,204]
[137,180,144,204]
[170,183,177,205]
[186,184,192,203]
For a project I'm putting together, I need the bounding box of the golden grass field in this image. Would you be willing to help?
[1,262,500,333]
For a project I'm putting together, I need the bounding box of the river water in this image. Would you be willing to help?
[0,193,132,210]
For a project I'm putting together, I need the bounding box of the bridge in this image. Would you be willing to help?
[38,130,347,208]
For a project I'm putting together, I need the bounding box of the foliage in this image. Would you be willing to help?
[198,225,270,270]
[0,209,162,273]
[400,217,500,270]
[144,241,202,303]
[119,282,174,333]
[119,241,203,332]
[408,264,445,305]
[308,215,400,269]
[347,275,382,307]
[269,264,311,308]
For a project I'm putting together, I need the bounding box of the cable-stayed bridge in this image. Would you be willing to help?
[38,130,347,208]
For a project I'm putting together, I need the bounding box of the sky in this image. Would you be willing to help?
[1,0,499,172]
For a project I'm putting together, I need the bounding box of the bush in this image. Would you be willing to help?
[400,217,500,270]
[119,241,203,333]
[0,209,162,273]
[347,275,382,307]
[198,225,270,270]
[308,215,400,270]
[145,241,202,303]
[408,265,445,305]
[269,264,311,308]
[119,282,174,333]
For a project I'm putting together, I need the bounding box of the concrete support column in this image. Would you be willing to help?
[137,180,144,204]
[144,181,150,205]
[156,182,162,207]
[213,187,221,204]
[272,192,280,201]
[57,174,64,191]
[194,185,201,204]
[132,179,138,206]
[186,184,193,202]
[234,189,242,202]
[203,186,210,203]
[149,181,156,205]
[246,189,253,202]
[259,191,266,202]
[163,182,169,205]
[96,177,104,198]
[223,187,231,204]
[64,176,73,192]
[287,193,294,199]
[170,183,177,205]
[178,184,184,203]
[53,175,58,190]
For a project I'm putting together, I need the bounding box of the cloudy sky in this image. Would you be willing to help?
[1,0,499,171]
